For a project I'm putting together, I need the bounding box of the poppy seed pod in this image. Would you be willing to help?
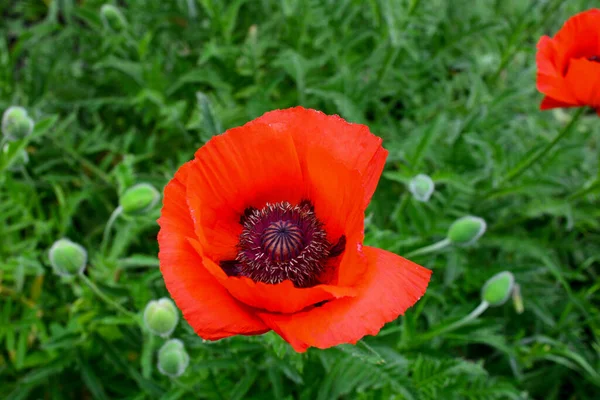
[481,271,515,306]
[2,143,29,171]
[447,216,486,246]
[119,183,160,216]
[408,174,435,202]
[49,239,87,276]
[100,4,127,32]
[2,106,34,141]
[157,339,189,378]
[143,298,179,337]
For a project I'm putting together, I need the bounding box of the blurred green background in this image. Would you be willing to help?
[1,0,599,399]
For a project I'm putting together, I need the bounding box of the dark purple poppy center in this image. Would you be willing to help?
[219,200,345,288]
[589,55,600,63]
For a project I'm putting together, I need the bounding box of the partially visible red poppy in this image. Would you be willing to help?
[536,9,600,115]
[158,107,431,352]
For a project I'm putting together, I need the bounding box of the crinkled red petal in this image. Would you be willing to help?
[257,246,432,352]
[158,162,268,339]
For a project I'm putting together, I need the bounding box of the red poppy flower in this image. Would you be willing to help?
[536,9,600,115]
[158,107,431,352]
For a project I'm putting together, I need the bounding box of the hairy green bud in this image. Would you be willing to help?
[143,298,179,337]
[49,239,87,276]
[482,271,515,306]
[447,216,486,246]
[2,106,34,141]
[119,183,160,216]
[408,174,435,202]
[157,339,189,378]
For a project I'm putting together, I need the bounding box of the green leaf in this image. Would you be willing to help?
[78,353,109,400]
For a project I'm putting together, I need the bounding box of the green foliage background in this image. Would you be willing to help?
[1,0,599,399]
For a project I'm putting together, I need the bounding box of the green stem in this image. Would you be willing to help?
[567,177,600,201]
[418,301,489,342]
[79,273,138,320]
[141,333,156,379]
[498,107,585,186]
[48,136,112,184]
[173,378,196,392]
[101,206,123,255]
[186,0,197,19]
[404,238,451,258]
[392,193,410,231]
[209,369,225,400]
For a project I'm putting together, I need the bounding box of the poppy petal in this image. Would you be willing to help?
[540,96,579,110]
[302,148,371,286]
[305,147,367,286]
[536,36,561,77]
[188,237,358,314]
[536,36,577,104]
[253,107,388,208]
[158,162,269,339]
[186,123,305,261]
[565,58,600,109]
[257,246,432,352]
[304,146,365,245]
[553,9,600,69]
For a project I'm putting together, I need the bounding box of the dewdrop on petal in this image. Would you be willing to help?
[157,339,189,378]
[49,239,87,277]
[408,174,435,202]
[2,106,34,141]
[447,216,486,246]
[143,298,179,337]
[100,4,127,32]
[2,143,29,171]
[119,183,160,216]
[481,271,515,307]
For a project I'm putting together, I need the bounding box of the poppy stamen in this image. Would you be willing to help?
[240,206,258,224]
[219,260,242,277]
[234,201,335,287]
[329,235,346,258]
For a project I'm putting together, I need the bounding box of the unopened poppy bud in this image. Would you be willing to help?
[408,174,435,202]
[481,271,515,307]
[119,183,160,216]
[157,339,189,378]
[2,106,34,141]
[447,216,486,246]
[49,239,87,276]
[100,4,127,31]
[143,298,179,337]
[2,143,29,171]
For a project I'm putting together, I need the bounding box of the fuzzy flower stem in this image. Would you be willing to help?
[499,107,585,186]
[141,333,156,379]
[79,273,138,320]
[568,177,600,200]
[404,238,451,258]
[101,206,123,256]
[418,301,489,342]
